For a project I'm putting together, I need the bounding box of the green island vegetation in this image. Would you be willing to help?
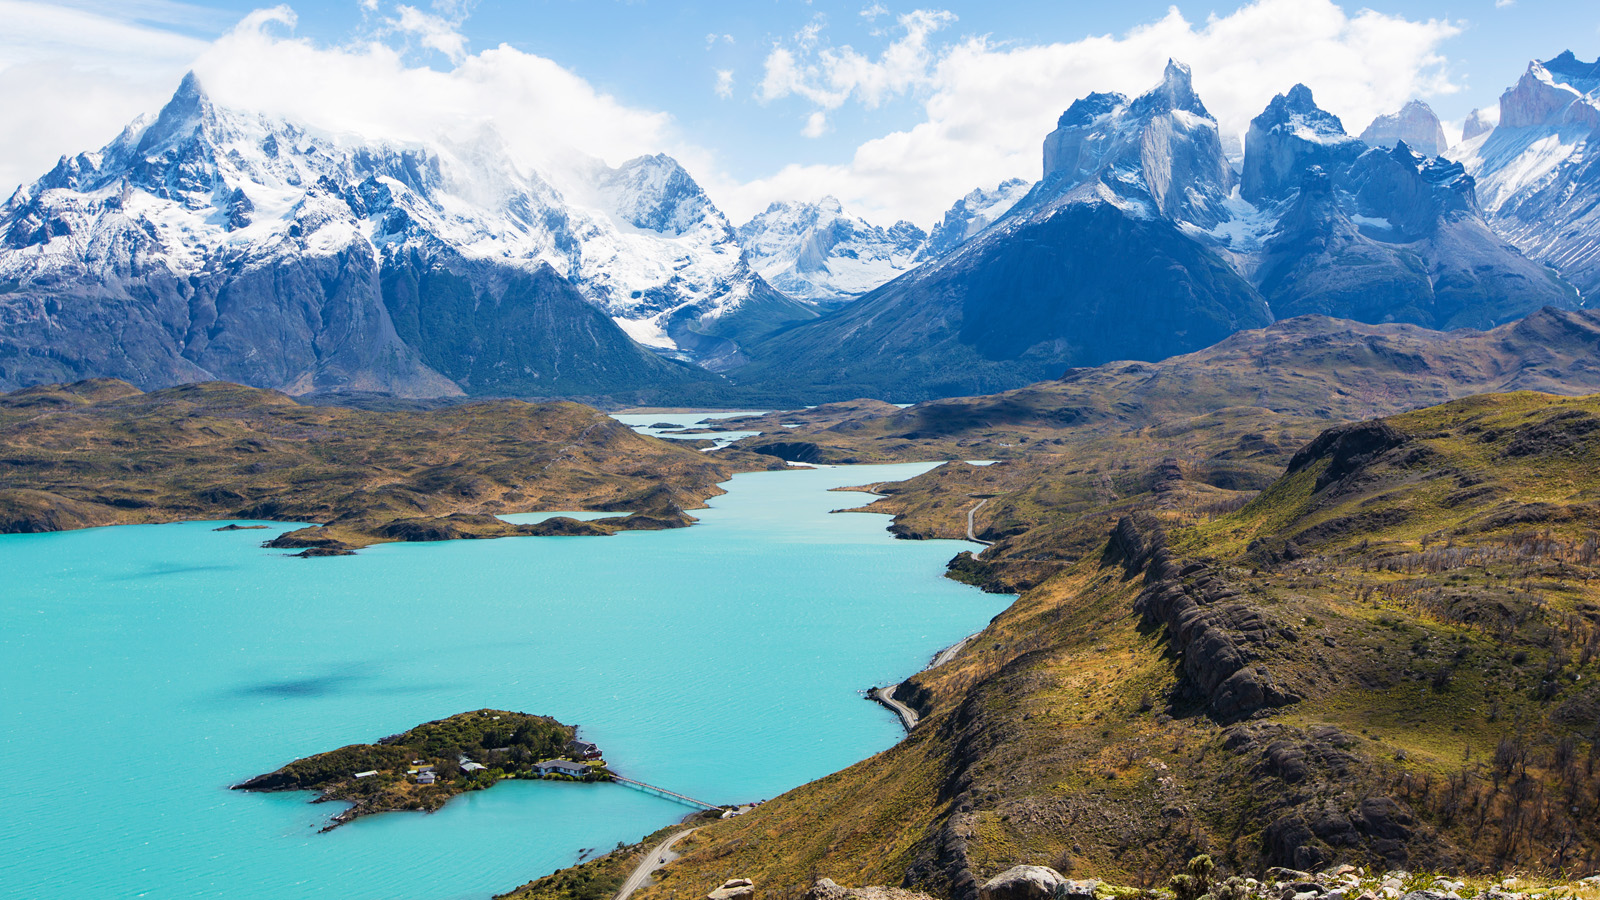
[233,710,607,830]
[0,379,782,553]
[510,313,1600,900]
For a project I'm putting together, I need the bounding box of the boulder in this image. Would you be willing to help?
[803,880,941,900]
[978,865,1068,900]
[710,879,755,900]
[1060,880,1101,900]
[806,880,852,900]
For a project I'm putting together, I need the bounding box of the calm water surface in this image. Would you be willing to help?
[0,462,1009,900]
[611,411,765,447]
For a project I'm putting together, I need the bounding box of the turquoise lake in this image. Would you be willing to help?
[0,461,1010,900]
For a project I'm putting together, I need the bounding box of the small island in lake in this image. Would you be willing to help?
[233,709,609,831]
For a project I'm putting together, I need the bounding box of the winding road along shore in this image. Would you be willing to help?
[614,828,698,900]
[868,686,920,730]
[966,497,993,547]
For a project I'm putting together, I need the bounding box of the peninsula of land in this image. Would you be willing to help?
[233,710,607,830]
[0,380,783,553]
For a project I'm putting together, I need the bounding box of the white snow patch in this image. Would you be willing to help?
[612,315,676,350]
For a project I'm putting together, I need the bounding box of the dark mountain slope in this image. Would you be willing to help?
[378,255,720,402]
[735,69,1573,404]
[736,201,1268,402]
[734,62,1270,403]
[1247,90,1576,328]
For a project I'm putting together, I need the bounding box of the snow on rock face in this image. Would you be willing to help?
[1499,55,1600,130]
[593,153,720,237]
[1242,84,1365,204]
[918,179,1031,260]
[1453,52,1600,299]
[735,196,926,303]
[733,178,1032,302]
[1359,100,1449,157]
[0,71,803,395]
[1462,109,1497,142]
[1038,59,1235,229]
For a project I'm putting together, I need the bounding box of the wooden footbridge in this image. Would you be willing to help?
[608,774,723,811]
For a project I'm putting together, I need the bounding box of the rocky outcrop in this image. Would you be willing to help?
[1110,515,1300,719]
[1243,85,1365,204]
[976,866,1070,900]
[1223,724,1441,871]
[1359,100,1449,157]
[1285,420,1410,493]
[804,879,940,900]
[709,879,756,900]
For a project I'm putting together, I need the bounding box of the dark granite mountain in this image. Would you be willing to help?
[1358,99,1450,157]
[733,64,1574,403]
[1244,85,1576,329]
[733,62,1272,402]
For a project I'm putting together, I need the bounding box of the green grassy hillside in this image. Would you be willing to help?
[598,391,1600,900]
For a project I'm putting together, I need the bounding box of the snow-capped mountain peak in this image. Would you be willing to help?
[1242,83,1364,204]
[1451,52,1600,302]
[1462,108,1497,142]
[918,179,1031,260]
[593,153,723,238]
[1040,58,1234,228]
[1128,59,1209,119]
[0,70,817,396]
[735,196,926,304]
[1499,57,1600,130]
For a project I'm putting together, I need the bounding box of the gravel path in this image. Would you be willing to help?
[614,828,698,900]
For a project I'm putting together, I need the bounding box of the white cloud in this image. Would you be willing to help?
[391,4,468,63]
[0,0,687,199]
[759,7,956,138]
[1494,0,1515,7]
[860,3,890,19]
[186,7,677,186]
[0,0,212,194]
[0,0,1469,235]
[731,0,1462,224]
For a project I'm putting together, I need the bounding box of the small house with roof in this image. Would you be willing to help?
[534,759,590,778]
[416,771,437,785]
[568,740,601,760]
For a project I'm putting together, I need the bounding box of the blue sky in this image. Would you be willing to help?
[2,0,1597,222]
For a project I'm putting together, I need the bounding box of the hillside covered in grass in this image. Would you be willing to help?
[542,390,1600,900]
[711,309,1600,588]
[0,379,782,552]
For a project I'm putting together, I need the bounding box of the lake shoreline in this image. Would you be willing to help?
[2,460,1011,900]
